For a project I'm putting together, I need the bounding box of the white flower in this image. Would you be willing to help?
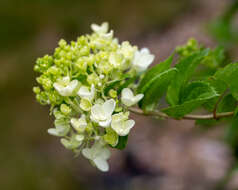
[53,76,78,96]
[82,140,111,172]
[91,22,109,34]
[48,124,70,137]
[121,88,144,107]
[91,22,113,39]
[132,48,155,72]
[90,99,116,127]
[111,112,135,136]
[71,115,87,133]
[77,85,95,101]
[61,134,84,149]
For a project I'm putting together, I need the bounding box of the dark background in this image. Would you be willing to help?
[1,0,238,189]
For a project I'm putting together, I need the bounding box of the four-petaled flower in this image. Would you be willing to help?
[71,115,87,133]
[132,48,155,72]
[82,140,111,172]
[53,76,78,96]
[121,88,144,107]
[90,99,116,127]
[111,112,135,136]
[77,85,95,101]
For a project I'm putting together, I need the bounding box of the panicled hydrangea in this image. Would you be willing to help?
[33,22,154,172]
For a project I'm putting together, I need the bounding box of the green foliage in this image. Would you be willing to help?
[140,68,177,111]
[137,39,237,120]
[162,81,219,118]
[137,55,177,111]
[214,62,238,100]
[166,48,210,106]
[137,55,173,94]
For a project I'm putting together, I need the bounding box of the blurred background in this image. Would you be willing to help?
[1,0,238,189]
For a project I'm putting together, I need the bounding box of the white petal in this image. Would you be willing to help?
[47,128,60,136]
[75,134,84,142]
[99,116,112,127]
[121,98,135,107]
[140,48,150,54]
[102,99,116,116]
[82,148,93,160]
[93,157,109,172]
[53,83,64,94]
[91,104,105,121]
[99,147,111,160]
[122,88,134,99]
[132,94,144,103]
[77,86,90,98]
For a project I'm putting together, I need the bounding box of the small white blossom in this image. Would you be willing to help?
[61,134,84,149]
[82,140,111,172]
[91,22,109,34]
[121,88,144,107]
[48,124,70,137]
[71,115,87,133]
[90,99,116,127]
[111,112,135,136]
[132,48,155,72]
[77,85,95,101]
[53,76,78,96]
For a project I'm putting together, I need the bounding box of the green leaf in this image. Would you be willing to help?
[114,135,128,150]
[203,77,228,111]
[217,94,237,113]
[214,62,238,100]
[162,81,219,118]
[137,55,173,94]
[140,68,177,111]
[166,49,210,106]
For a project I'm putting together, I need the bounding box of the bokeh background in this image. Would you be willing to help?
[1,0,238,189]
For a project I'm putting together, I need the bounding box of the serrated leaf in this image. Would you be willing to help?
[140,68,177,111]
[166,49,210,106]
[162,81,219,118]
[113,135,128,150]
[214,62,238,100]
[137,55,173,94]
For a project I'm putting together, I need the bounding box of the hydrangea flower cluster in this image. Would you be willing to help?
[33,22,154,172]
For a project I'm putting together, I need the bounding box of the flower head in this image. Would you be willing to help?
[33,22,154,172]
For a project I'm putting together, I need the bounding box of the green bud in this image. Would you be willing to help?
[60,104,71,115]
[109,89,117,98]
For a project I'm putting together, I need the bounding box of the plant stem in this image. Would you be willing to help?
[128,107,234,120]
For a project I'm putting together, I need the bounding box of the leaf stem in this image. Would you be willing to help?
[128,107,234,120]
